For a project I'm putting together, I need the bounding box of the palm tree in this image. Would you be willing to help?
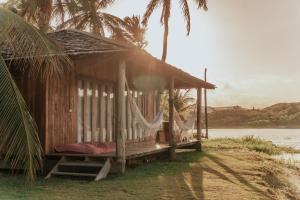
[0,7,69,182]
[162,89,195,120]
[57,0,123,36]
[4,0,121,35]
[4,0,55,32]
[142,0,208,62]
[112,15,148,49]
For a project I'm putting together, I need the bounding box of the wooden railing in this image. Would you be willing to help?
[77,78,158,144]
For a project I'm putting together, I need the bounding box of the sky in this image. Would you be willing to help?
[106,0,300,108]
[2,0,300,108]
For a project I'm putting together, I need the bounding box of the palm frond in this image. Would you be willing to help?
[193,0,208,10]
[0,56,42,183]
[142,0,161,26]
[97,0,115,9]
[0,7,71,182]
[160,0,170,24]
[0,7,71,79]
[180,0,191,35]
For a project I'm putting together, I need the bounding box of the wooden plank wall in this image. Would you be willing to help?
[13,72,47,151]
[12,55,161,154]
[46,72,77,154]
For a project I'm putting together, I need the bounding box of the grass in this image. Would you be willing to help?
[0,138,298,200]
[203,135,300,155]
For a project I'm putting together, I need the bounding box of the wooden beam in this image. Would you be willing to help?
[196,88,202,151]
[168,78,176,160]
[137,91,142,140]
[116,59,126,174]
[156,91,161,115]
[106,85,113,142]
[204,68,208,139]
[126,91,132,140]
[92,82,98,142]
[44,77,49,153]
[131,91,137,141]
[99,85,106,142]
[83,81,88,143]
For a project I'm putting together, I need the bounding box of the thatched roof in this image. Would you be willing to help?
[47,29,128,55]
[3,28,215,89]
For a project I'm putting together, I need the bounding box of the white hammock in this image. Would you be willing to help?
[126,80,163,134]
[174,105,196,131]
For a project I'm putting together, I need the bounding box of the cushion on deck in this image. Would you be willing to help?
[55,143,116,154]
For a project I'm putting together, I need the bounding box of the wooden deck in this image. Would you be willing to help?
[46,140,199,160]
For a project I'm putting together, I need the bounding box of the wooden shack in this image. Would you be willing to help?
[11,29,215,180]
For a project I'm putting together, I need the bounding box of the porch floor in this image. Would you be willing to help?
[46,140,200,160]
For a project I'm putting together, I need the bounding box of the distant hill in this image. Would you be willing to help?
[207,102,300,128]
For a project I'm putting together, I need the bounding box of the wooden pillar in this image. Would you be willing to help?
[83,81,89,143]
[92,82,98,142]
[126,91,132,140]
[137,91,142,140]
[168,78,176,160]
[156,91,161,114]
[99,85,106,142]
[116,59,126,174]
[196,88,202,151]
[131,91,137,141]
[204,68,208,139]
[106,86,113,142]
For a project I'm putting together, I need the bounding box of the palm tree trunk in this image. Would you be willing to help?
[37,0,52,32]
[91,0,100,34]
[161,19,169,62]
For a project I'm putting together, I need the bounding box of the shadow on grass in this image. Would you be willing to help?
[0,150,274,200]
[205,153,273,199]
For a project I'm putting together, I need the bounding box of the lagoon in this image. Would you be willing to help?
[208,129,300,165]
[209,129,300,149]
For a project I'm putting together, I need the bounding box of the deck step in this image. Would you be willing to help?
[52,171,97,177]
[58,162,103,168]
[45,157,112,181]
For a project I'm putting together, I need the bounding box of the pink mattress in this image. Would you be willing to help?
[55,143,116,154]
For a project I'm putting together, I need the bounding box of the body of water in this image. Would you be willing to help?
[208,129,300,164]
[208,129,300,149]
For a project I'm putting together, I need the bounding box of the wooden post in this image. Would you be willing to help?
[204,68,208,139]
[126,91,132,140]
[99,85,106,142]
[131,91,137,141]
[92,82,98,142]
[106,86,113,142]
[168,78,176,160]
[196,88,202,151]
[156,91,161,114]
[116,59,126,174]
[137,91,142,140]
[83,81,88,143]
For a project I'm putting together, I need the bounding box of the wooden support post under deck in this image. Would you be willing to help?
[168,78,176,160]
[196,88,202,151]
[116,59,126,174]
